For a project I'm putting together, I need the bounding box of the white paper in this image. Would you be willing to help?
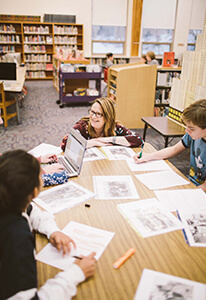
[34,181,95,214]
[155,189,206,212]
[28,143,62,157]
[178,210,206,247]
[83,147,106,162]
[126,159,171,172]
[93,175,139,200]
[117,198,184,238]
[36,221,115,270]
[101,146,135,160]
[134,269,206,300]
[135,170,190,190]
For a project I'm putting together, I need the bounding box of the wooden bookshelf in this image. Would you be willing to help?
[0,21,84,80]
[107,63,157,128]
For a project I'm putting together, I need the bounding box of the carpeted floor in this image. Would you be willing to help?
[0,80,190,177]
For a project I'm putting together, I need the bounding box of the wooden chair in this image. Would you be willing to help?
[0,82,20,127]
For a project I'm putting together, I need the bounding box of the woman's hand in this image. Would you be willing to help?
[43,163,65,174]
[75,252,96,279]
[50,231,76,255]
[86,138,111,148]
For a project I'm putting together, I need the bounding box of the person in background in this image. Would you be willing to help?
[146,51,159,65]
[61,97,143,150]
[0,149,96,300]
[105,52,114,68]
[133,99,206,193]
[141,54,147,64]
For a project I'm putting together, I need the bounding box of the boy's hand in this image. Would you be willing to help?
[41,153,58,164]
[50,231,76,255]
[133,152,150,164]
[75,252,96,279]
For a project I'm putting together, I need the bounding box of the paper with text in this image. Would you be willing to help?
[28,143,62,157]
[83,147,106,162]
[36,221,115,270]
[126,159,171,172]
[101,146,135,160]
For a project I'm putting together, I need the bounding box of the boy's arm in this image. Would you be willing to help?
[133,141,186,163]
[199,181,206,193]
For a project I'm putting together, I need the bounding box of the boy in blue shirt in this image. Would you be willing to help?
[134,99,206,193]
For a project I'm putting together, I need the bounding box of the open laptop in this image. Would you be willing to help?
[58,127,87,177]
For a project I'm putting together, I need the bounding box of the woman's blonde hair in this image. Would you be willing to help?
[181,99,206,129]
[83,97,116,137]
[146,51,156,60]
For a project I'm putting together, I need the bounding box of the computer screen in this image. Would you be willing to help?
[0,63,16,81]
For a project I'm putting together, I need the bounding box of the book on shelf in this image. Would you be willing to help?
[163,52,175,67]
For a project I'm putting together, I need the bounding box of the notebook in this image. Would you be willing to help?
[58,127,87,177]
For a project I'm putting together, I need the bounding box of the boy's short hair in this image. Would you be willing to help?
[106,52,113,59]
[182,99,206,129]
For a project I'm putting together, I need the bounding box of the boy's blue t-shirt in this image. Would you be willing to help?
[182,133,206,186]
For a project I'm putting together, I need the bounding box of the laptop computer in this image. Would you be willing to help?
[58,127,87,177]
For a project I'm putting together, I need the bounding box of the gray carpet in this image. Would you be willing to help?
[0,80,190,177]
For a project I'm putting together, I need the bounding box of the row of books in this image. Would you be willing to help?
[0,45,15,52]
[24,45,46,53]
[25,62,53,71]
[24,35,53,44]
[155,89,170,104]
[0,34,20,43]
[0,24,16,33]
[25,54,52,62]
[54,36,77,44]
[157,71,181,86]
[24,26,50,34]
[53,26,78,35]
[26,71,46,78]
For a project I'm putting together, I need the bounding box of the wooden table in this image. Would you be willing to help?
[141,116,186,147]
[36,143,206,300]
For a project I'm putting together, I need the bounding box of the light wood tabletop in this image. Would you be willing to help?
[36,143,206,300]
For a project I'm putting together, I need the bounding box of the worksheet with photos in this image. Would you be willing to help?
[126,158,171,172]
[101,146,135,160]
[134,269,206,300]
[36,221,115,270]
[154,189,206,212]
[83,147,106,162]
[34,181,95,214]
[117,198,184,238]
[93,175,139,200]
[178,210,206,247]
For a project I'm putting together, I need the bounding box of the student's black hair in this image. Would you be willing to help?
[106,52,113,58]
[0,150,40,216]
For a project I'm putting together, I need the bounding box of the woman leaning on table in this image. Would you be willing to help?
[61,97,143,150]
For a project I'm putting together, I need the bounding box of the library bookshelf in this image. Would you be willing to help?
[0,21,84,80]
[107,63,157,128]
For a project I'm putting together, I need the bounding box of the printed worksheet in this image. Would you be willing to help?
[126,158,171,172]
[28,143,62,157]
[178,210,206,247]
[101,146,136,160]
[93,175,139,200]
[117,198,184,238]
[155,189,206,212]
[34,181,95,214]
[83,147,106,162]
[135,170,190,190]
[36,221,115,270]
[134,269,206,300]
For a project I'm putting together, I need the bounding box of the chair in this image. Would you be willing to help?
[0,82,20,127]
[102,67,108,96]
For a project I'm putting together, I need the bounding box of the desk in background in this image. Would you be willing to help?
[36,143,206,300]
[141,116,186,147]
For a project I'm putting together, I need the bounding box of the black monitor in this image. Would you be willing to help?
[0,63,16,81]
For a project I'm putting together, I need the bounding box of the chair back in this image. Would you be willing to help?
[104,68,108,83]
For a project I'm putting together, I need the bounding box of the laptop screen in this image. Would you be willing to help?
[64,128,87,172]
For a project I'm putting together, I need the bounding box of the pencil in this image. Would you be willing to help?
[138,141,144,159]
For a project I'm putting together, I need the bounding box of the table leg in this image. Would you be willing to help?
[143,123,148,141]
[16,99,21,124]
[164,137,169,148]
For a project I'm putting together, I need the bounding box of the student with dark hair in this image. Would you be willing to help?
[105,52,114,68]
[0,150,96,300]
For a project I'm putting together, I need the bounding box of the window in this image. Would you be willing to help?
[187,29,202,51]
[142,28,173,55]
[92,25,126,54]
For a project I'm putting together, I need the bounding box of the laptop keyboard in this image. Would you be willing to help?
[58,156,74,174]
